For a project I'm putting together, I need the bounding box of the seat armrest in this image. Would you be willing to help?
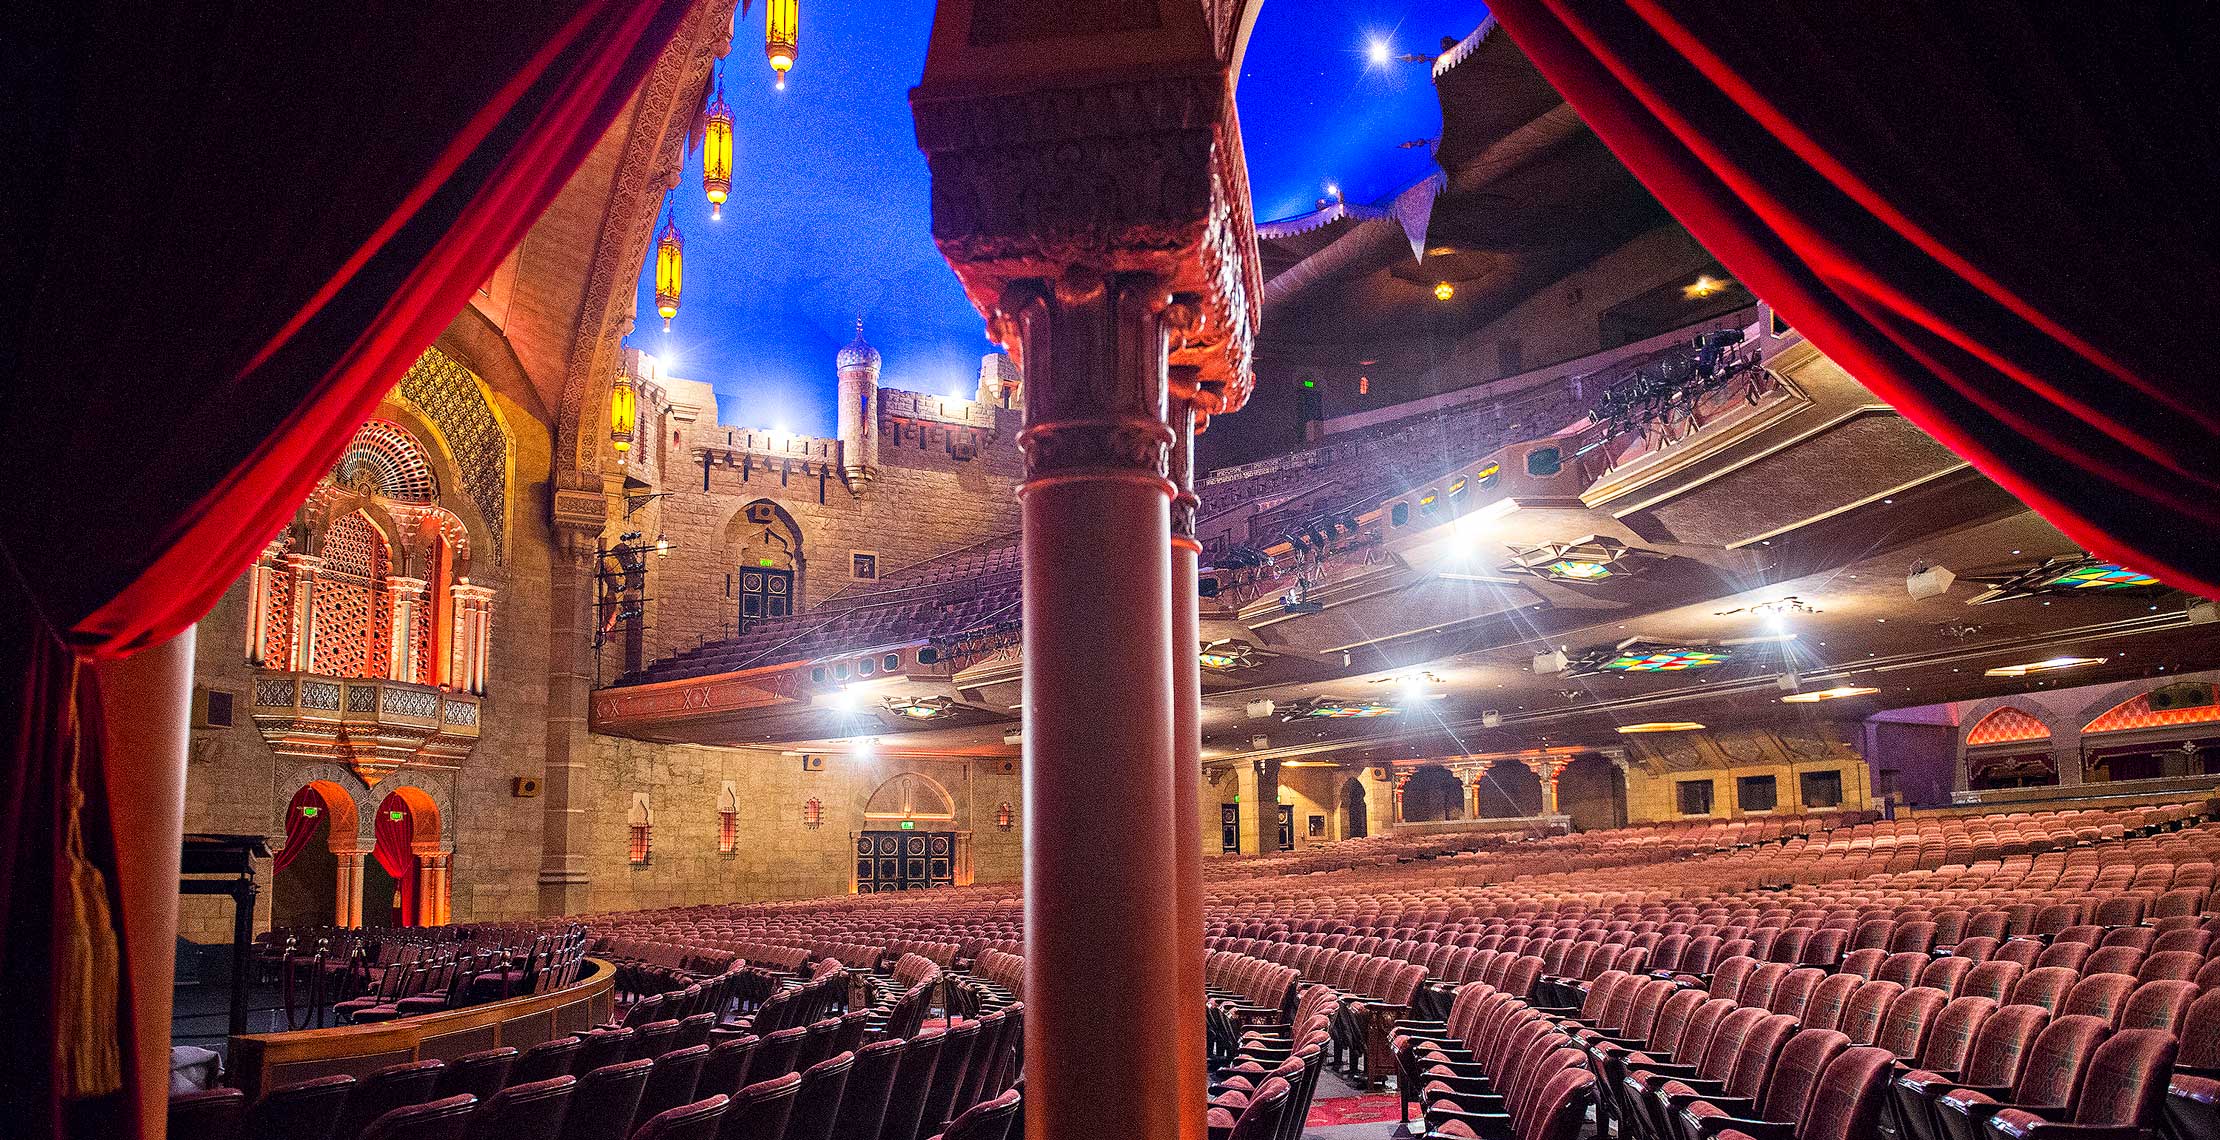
[1690,1115,1794,1140]
[1984,1111,2146,1140]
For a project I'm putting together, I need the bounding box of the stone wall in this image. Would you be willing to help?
[624,378,1025,667]
[580,736,1022,911]
[1619,725,1874,824]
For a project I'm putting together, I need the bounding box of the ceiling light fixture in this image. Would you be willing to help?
[1433,281,1455,301]
[1616,721,1706,734]
[1682,275,1731,300]
[1780,686,1881,704]
[1985,656,2105,678]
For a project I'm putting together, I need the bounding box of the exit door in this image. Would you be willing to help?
[1277,804,1294,851]
[1220,805,1239,853]
[738,566,793,632]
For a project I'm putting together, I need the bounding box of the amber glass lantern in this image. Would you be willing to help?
[653,206,683,330]
[702,74,733,219]
[765,0,798,90]
[609,370,638,453]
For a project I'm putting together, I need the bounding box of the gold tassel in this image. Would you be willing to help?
[57,659,124,1098]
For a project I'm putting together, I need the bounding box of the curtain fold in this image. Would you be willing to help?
[1485,0,2220,598]
[273,787,327,876]
[372,799,420,928]
[0,2,691,1134]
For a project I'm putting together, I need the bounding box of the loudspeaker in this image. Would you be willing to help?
[511,777,541,797]
[1245,699,1276,719]
[996,759,1017,774]
[1250,734,1270,751]
[1197,577,1220,598]
[801,755,826,772]
[1370,767,1390,781]
[1907,564,1956,600]
[1481,710,1503,729]
[2147,682,2216,713]
[1533,649,1569,675]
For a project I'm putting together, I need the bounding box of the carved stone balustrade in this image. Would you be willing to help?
[250,671,480,784]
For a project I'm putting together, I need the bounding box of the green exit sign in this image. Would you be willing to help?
[899,821,916,830]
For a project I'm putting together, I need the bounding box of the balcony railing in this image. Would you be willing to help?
[250,671,480,783]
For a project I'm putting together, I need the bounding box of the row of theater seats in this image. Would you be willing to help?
[173,936,1026,1140]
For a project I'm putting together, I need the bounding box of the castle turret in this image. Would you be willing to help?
[836,320,881,482]
[975,350,1021,409]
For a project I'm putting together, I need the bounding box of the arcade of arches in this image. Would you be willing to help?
[14,4,2217,1140]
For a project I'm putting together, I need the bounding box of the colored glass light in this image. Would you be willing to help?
[654,207,683,329]
[609,370,638,453]
[1303,701,1396,718]
[1545,559,1612,580]
[702,75,733,218]
[2044,563,2158,589]
[1601,649,1730,672]
[765,0,798,89]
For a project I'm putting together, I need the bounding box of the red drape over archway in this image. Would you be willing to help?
[1484,1,2220,598]
[0,1,689,1134]
[373,794,421,928]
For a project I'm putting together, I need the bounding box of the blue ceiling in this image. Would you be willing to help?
[632,0,1490,438]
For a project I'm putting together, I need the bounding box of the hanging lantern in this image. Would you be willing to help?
[765,0,798,90]
[609,368,638,453]
[702,73,733,219]
[653,202,683,330]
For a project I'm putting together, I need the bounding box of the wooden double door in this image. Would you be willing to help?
[856,830,956,892]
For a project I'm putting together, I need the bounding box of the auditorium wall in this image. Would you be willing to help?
[178,345,557,944]
[1618,725,1873,824]
[581,736,1023,912]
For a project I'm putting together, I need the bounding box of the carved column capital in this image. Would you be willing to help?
[1004,272,1179,491]
[913,64,1258,417]
[1169,383,1201,551]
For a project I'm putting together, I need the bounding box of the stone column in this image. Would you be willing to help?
[384,576,427,682]
[1167,391,1207,1136]
[450,583,495,696]
[1538,759,1566,817]
[244,559,275,667]
[914,17,1259,1136]
[1248,756,1282,853]
[415,850,451,926]
[539,503,600,914]
[333,851,366,928]
[283,554,323,673]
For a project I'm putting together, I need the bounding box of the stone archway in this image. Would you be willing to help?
[1473,760,1543,818]
[372,786,451,927]
[1555,754,1626,831]
[1401,764,1466,823]
[728,499,806,632]
[1340,777,1369,839]
[273,779,366,930]
[853,770,973,890]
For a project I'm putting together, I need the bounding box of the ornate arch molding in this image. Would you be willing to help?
[374,771,457,854]
[2069,675,2220,733]
[1958,697,2067,749]
[553,0,740,495]
[392,348,515,563]
[274,763,381,854]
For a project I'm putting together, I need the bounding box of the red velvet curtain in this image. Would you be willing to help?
[0,1,688,1134]
[372,797,420,928]
[1484,1,2220,598]
[272,788,328,876]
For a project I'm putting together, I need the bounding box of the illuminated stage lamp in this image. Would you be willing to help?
[1433,281,1455,301]
[765,0,798,90]
[702,75,733,219]
[609,371,638,453]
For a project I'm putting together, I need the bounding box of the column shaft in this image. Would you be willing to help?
[1013,274,1188,1140]
[1167,396,1206,1140]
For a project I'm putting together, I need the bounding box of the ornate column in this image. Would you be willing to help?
[332,850,366,928]
[415,850,452,926]
[2052,724,2085,788]
[1167,388,1206,1123]
[449,582,495,695]
[914,11,1258,1135]
[244,558,276,667]
[384,576,428,681]
[283,554,324,673]
[540,503,600,913]
[1538,758,1567,817]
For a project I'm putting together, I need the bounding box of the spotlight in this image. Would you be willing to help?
[1481,710,1503,729]
[827,687,858,713]
[1367,38,1392,66]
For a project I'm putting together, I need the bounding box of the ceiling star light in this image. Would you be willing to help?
[1433,281,1455,301]
[1780,685,1881,704]
[1984,656,2106,678]
[1963,553,2166,604]
[883,695,955,721]
[1617,721,1706,733]
[1367,37,1392,66]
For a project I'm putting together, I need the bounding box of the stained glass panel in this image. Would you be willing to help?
[1601,649,1731,672]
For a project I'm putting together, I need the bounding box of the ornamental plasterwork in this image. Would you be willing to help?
[397,348,509,563]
